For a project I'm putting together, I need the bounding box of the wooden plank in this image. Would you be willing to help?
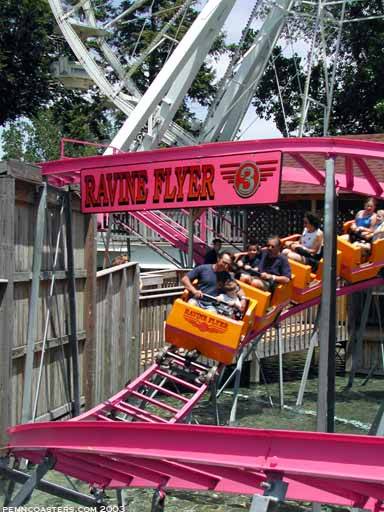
[97,261,136,278]
[13,270,87,282]
[35,397,86,422]
[0,160,42,184]
[21,183,47,424]
[103,273,113,399]
[129,264,141,377]
[64,190,81,416]
[119,268,127,386]
[0,175,15,451]
[11,331,86,359]
[83,214,97,408]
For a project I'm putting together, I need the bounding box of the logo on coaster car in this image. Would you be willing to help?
[184,308,228,334]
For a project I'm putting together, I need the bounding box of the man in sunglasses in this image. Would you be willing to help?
[182,251,246,312]
[251,235,291,292]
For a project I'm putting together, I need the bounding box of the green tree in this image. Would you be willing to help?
[250,1,384,136]
[1,0,229,159]
[323,1,384,135]
[0,0,55,125]
[2,89,116,162]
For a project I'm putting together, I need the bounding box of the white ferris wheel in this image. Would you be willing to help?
[48,0,381,154]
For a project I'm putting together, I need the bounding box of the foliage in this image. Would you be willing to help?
[324,1,384,135]
[0,0,55,125]
[251,45,305,137]
[249,1,384,136]
[2,90,116,162]
[1,0,229,160]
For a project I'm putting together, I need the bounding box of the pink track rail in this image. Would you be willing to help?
[128,210,207,264]
[7,422,384,510]
[73,354,211,425]
[241,276,384,346]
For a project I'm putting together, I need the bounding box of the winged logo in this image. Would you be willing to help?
[220,159,279,198]
[184,310,228,334]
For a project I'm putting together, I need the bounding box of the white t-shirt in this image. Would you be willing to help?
[300,228,323,254]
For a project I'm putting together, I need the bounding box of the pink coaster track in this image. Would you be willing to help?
[7,422,384,510]
[41,137,384,197]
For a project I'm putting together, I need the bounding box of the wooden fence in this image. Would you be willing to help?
[258,296,348,359]
[0,162,141,447]
[93,262,140,404]
[140,287,183,369]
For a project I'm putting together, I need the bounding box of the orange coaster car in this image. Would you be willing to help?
[165,296,257,365]
[337,222,384,283]
[237,279,292,332]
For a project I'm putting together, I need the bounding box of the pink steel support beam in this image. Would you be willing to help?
[40,137,384,178]
[283,167,384,198]
[237,277,384,348]
[353,156,384,196]
[40,138,384,203]
[345,156,354,190]
[128,211,207,261]
[287,152,326,185]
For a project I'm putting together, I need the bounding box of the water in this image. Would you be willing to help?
[17,353,384,511]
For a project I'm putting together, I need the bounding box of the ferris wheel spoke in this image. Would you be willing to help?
[201,0,296,142]
[108,0,237,153]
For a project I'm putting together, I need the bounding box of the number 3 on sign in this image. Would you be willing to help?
[234,161,260,198]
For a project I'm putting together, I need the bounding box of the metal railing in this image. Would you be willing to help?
[112,208,246,245]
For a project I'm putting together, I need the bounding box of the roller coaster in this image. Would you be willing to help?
[3,138,384,511]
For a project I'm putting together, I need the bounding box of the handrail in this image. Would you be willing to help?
[60,137,123,159]
[140,290,183,301]
[96,261,136,278]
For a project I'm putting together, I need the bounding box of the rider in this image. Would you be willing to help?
[204,238,222,264]
[348,197,377,242]
[250,235,291,292]
[233,242,262,284]
[216,279,244,320]
[181,251,247,313]
[352,209,384,256]
[282,212,323,271]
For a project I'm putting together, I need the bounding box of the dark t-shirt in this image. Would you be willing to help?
[204,248,218,264]
[235,254,261,278]
[187,264,231,297]
[259,252,291,279]
[240,254,261,269]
